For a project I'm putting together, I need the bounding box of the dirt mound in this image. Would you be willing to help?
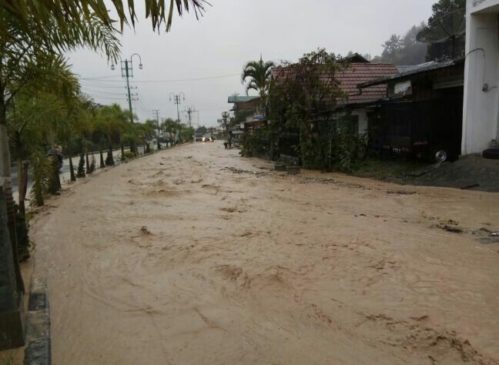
[411,155,499,191]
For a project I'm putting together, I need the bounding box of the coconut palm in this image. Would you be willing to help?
[95,104,130,166]
[0,10,121,213]
[241,57,275,102]
[0,0,206,40]
[0,0,205,345]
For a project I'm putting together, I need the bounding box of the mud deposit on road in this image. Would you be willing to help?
[31,142,499,365]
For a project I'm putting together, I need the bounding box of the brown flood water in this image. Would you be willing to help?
[31,142,499,365]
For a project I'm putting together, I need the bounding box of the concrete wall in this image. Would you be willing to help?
[462,0,499,154]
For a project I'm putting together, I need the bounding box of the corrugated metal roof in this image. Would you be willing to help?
[228,95,260,104]
[359,58,464,88]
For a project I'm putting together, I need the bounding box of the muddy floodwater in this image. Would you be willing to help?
[31,142,499,365]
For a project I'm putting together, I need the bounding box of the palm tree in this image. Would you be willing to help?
[0,1,206,39]
[0,10,121,225]
[95,104,130,165]
[0,0,205,348]
[241,57,275,103]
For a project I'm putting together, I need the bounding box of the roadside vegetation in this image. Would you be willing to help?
[241,49,368,172]
[0,0,201,273]
[238,0,466,174]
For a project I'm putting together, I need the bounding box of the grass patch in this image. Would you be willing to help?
[352,158,430,183]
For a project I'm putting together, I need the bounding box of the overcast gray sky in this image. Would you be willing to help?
[67,0,436,127]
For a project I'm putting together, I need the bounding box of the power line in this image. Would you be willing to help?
[81,89,127,96]
[77,75,122,80]
[80,84,128,90]
[87,95,126,101]
[78,73,240,84]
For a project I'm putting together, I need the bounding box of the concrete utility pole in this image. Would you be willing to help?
[112,53,143,154]
[153,109,161,150]
[169,92,185,123]
[184,106,198,128]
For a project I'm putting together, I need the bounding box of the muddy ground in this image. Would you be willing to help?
[29,142,499,365]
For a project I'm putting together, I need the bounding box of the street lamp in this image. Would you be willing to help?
[111,53,143,154]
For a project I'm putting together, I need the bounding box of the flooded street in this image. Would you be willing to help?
[31,142,499,365]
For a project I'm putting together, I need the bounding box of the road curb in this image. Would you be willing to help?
[24,278,50,365]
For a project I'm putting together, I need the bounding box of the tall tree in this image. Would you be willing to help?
[417,0,466,60]
[269,49,346,169]
[8,55,79,211]
[242,57,275,110]
[95,104,129,166]
[0,0,206,349]
[374,24,427,65]
[0,9,120,245]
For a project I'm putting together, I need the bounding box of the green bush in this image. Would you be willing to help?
[121,151,135,161]
[16,206,30,261]
[241,128,271,157]
[330,128,368,172]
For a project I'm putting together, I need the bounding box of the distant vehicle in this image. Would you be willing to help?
[201,135,214,142]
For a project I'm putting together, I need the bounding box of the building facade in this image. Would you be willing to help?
[462,0,499,154]
[360,60,465,161]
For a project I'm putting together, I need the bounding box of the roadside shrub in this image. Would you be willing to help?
[330,128,368,172]
[15,206,30,261]
[122,151,135,161]
[241,128,271,157]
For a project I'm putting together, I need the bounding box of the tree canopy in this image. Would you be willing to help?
[242,58,275,100]
[373,24,427,65]
[417,0,466,60]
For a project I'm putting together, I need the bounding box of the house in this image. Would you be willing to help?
[359,59,465,160]
[228,95,262,116]
[259,58,397,160]
[462,0,499,154]
[334,59,398,134]
[227,95,267,146]
[270,58,397,135]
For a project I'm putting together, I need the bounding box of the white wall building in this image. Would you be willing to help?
[462,0,499,154]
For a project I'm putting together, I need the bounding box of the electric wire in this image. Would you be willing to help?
[78,73,240,84]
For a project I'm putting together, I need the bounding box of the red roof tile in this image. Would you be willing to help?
[272,63,398,106]
[336,63,398,105]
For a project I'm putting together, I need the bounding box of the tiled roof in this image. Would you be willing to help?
[272,63,398,106]
[336,63,398,105]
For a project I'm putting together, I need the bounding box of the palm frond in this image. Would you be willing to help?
[0,0,208,36]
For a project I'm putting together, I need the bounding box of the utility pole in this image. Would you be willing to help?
[112,53,143,155]
[169,93,185,144]
[169,92,185,123]
[184,106,198,128]
[153,109,161,150]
